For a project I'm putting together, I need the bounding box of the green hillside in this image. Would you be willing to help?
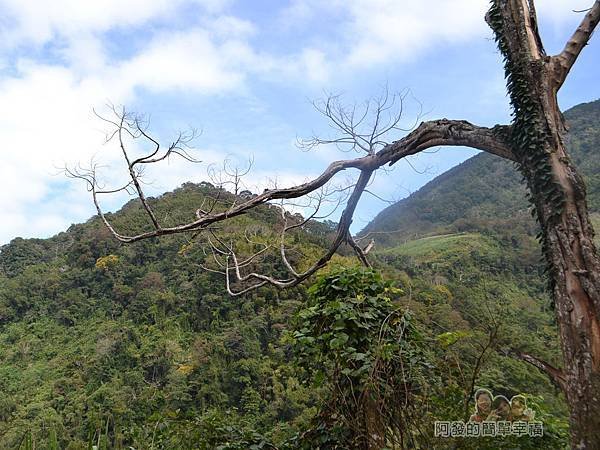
[2,100,598,447]
[362,99,600,246]
[0,185,327,448]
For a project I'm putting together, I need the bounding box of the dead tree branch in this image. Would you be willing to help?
[508,350,567,393]
[72,98,514,295]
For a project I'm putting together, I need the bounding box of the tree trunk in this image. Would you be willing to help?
[536,140,600,449]
[529,37,600,450]
[363,396,386,450]
[488,1,600,447]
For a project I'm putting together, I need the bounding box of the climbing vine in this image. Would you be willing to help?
[487,1,566,292]
[290,267,432,449]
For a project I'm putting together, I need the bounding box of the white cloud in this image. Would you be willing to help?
[279,0,595,68]
[344,0,489,65]
[0,63,125,244]
[277,0,489,67]
[59,34,109,74]
[0,0,595,245]
[116,30,249,93]
[535,0,596,24]
[209,15,257,38]
[0,0,231,47]
[0,8,324,245]
[298,49,331,84]
[0,45,316,244]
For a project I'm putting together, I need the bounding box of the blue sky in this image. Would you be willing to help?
[0,0,599,245]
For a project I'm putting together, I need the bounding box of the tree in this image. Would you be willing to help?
[70,1,600,447]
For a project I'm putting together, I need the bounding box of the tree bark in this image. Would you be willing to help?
[488,1,600,447]
[363,395,386,450]
[534,106,600,449]
[544,151,600,450]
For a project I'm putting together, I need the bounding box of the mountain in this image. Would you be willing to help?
[0,184,335,448]
[2,101,598,448]
[362,99,600,246]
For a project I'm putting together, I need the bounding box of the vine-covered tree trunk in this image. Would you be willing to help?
[535,86,600,449]
[543,154,600,449]
[489,1,600,447]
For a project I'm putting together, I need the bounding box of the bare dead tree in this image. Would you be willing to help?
[71,2,600,447]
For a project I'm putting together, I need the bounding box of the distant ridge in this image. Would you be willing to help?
[361,99,600,246]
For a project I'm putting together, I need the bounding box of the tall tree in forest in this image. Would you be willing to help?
[71,1,600,447]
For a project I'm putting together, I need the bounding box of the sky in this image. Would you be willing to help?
[0,0,599,245]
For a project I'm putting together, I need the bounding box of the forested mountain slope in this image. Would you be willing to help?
[0,185,334,448]
[362,99,600,246]
[2,100,598,448]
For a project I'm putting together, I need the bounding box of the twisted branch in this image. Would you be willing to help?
[71,100,514,295]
